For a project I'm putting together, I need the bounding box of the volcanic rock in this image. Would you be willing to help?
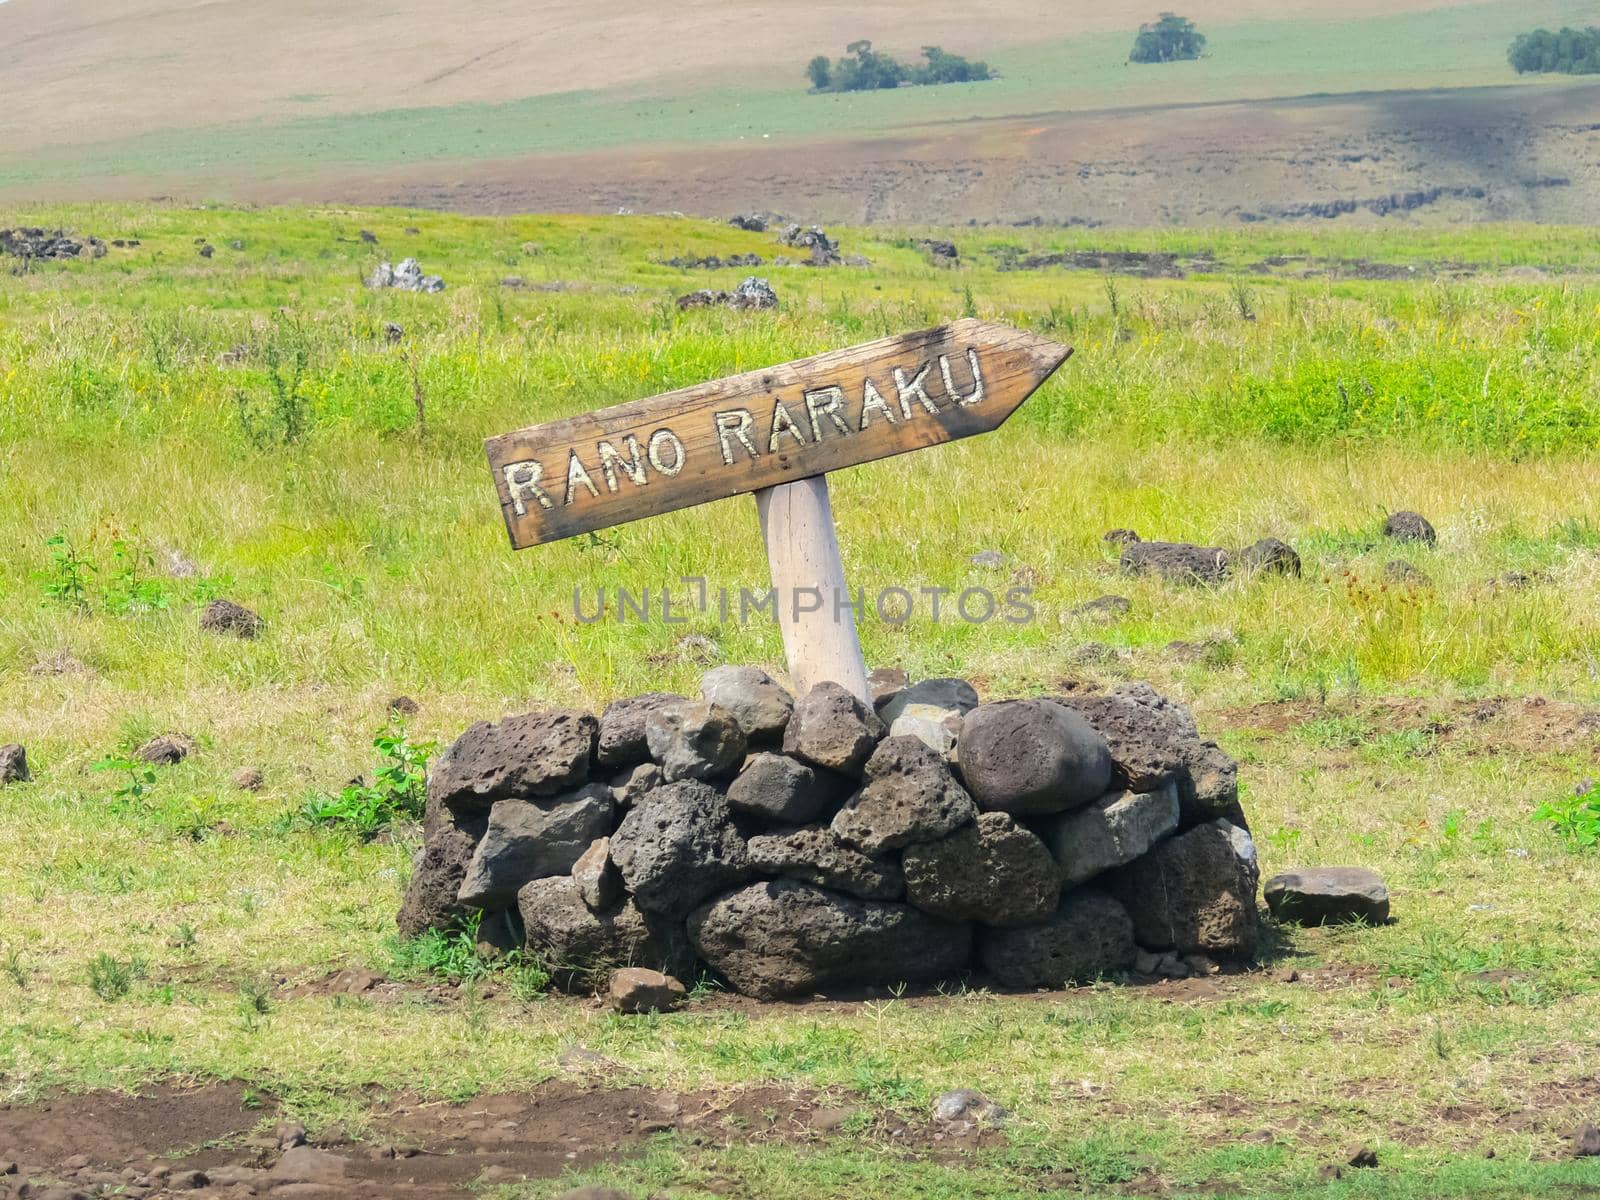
[726,752,840,824]
[1237,538,1302,577]
[1384,511,1436,545]
[608,967,687,1014]
[747,825,905,900]
[833,735,975,853]
[978,889,1137,988]
[878,678,979,757]
[428,710,596,811]
[1121,541,1231,585]
[457,784,615,907]
[956,700,1112,815]
[901,812,1059,926]
[645,700,746,782]
[1263,867,1390,926]
[783,682,885,774]
[597,693,684,768]
[0,744,29,784]
[609,781,752,918]
[518,876,695,989]
[199,598,263,638]
[700,665,794,741]
[1036,783,1181,885]
[1105,820,1260,959]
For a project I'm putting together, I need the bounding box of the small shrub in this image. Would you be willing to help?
[38,534,93,610]
[806,41,992,93]
[1533,790,1600,850]
[88,952,147,1001]
[1130,13,1206,64]
[93,753,159,809]
[299,719,432,839]
[235,312,313,447]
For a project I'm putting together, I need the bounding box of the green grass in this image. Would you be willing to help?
[1,0,1596,188]
[1,204,1599,1196]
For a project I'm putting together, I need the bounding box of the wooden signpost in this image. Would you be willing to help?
[486,317,1071,701]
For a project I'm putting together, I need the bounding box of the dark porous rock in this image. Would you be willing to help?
[747,825,904,900]
[1237,538,1301,577]
[457,783,615,908]
[728,213,769,232]
[1384,511,1437,545]
[1073,594,1132,621]
[700,665,794,741]
[597,693,684,768]
[1264,867,1390,926]
[572,836,624,911]
[918,238,960,263]
[608,967,687,1014]
[397,797,488,937]
[1103,528,1142,546]
[1573,1125,1600,1158]
[1037,783,1181,886]
[645,700,747,782]
[1105,820,1260,959]
[232,766,265,791]
[782,681,886,775]
[518,876,695,990]
[1385,559,1433,588]
[726,752,839,824]
[608,761,663,809]
[978,889,1136,989]
[137,733,195,765]
[1121,541,1231,585]
[957,700,1112,815]
[0,744,29,784]
[429,710,597,811]
[868,666,911,708]
[833,735,976,853]
[609,781,752,918]
[199,598,263,638]
[1058,683,1240,827]
[879,678,979,757]
[388,695,420,716]
[902,812,1059,926]
[687,880,971,1000]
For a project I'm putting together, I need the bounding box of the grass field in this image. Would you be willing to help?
[2,206,1600,1197]
[2,0,1595,194]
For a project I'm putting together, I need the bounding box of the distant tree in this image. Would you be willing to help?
[806,41,992,93]
[1129,13,1206,64]
[1508,27,1600,74]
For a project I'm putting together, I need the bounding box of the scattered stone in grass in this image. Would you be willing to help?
[676,276,778,311]
[1264,866,1390,925]
[0,744,29,784]
[228,238,245,251]
[359,229,378,244]
[137,733,195,765]
[1121,541,1230,585]
[1383,511,1436,545]
[1237,537,1301,577]
[1316,1164,1343,1183]
[608,967,687,1014]
[969,549,1006,569]
[1347,1146,1380,1169]
[366,258,445,292]
[199,598,263,639]
[232,766,264,791]
[780,224,841,266]
[1573,1125,1600,1157]
[1241,1129,1276,1145]
[1103,528,1141,546]
[1073,594,1132,621]
[1385,560,1433,588]
[383,321,404,345]
[728,213,770,232]
[198,244,215,258]
[388,695,420,716]
[932,1089,1006,1127]
[1273,967,1301,983]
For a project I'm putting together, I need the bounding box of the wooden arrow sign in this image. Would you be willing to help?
[486,318,1071,549]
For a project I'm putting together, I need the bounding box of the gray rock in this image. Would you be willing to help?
[428,710,596,812]
[978,889,1136,988]
[1103,528,1141,546]
[609,780,752,918]
[726,752,840,824]
[1384,511,1436,545]
[518,876,695,990]
[608,761,663,809]
[1072,594,1132,621]
[597,693,684,768]
[1121,541,1231,585]
[732,275,779,309]
[956,700,1112,815]
[1058,683,1240,827]
[1386,559,1433,588]
[902,812,1059,927]
[687,880,971,1000]
[645,700,747,782]
[608,967,687,1014]
[879,678,979,756]
[199,598,263,638]
[1264,867,1390,926]
[932,1089,1006,1127]
[747,825,905,900]
[969,549,1006,569]
[1036,783,1181,885]
[457,784,615,907]
[0,744,29,784]
[1237,538,1301,577]
[366,257,445,293]
[397,798,487,937]
[700,666,794,741]
[782,682,885,775]
[833,735,976,853]
[572,836,624,911]
[1105,820,1260,959]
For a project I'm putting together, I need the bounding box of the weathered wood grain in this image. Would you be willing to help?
[485,318,1071,548]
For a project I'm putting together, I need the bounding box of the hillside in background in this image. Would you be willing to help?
[1,0,1598,223]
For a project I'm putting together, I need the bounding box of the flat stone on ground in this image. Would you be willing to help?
[1264,866,1390,925]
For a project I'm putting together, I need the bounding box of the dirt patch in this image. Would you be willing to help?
[0,1078,1000,1198]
